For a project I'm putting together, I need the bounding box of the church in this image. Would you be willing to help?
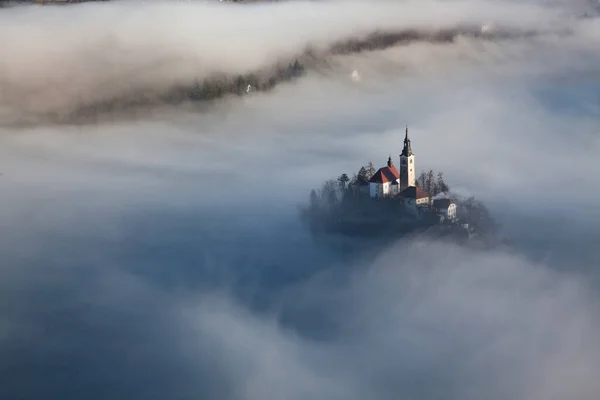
[368,127,430,206]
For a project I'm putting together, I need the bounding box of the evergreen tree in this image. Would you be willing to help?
[358,167,369,181]
[436,172,449,194]
[327,190,338,206]
[337,173,350,191]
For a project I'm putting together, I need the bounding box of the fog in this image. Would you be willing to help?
[1,0,600,399]
[0,0,588,125]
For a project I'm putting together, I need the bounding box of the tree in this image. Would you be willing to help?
[321,179,337,204]
[424,170,435,194]
[358,166,369,182]
[309,189,319,211]
[436,172,449,194]
[458,196,496,235]
[327,189,338,206]
[367,162,376,179]
[431,182,439,196]
[348,173,359,188]
[337,173,350,191]
[418,171,427,189]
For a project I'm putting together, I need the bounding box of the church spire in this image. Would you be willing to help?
[387,156,393,167]
[401,126,413,157]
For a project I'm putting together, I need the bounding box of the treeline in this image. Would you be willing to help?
[73,60,306,119]
[347,161,451,197]
[306,162,451,214]
[307,161,375,213]
[308,179,343,215]
[172,60,305,102]
[416,170,449,197]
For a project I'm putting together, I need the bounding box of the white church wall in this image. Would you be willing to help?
[370,182,397,198]
[369,183,378,198]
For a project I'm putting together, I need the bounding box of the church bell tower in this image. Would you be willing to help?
[399,126,415,188]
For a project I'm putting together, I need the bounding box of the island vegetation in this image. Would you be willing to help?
[300,161,499,247]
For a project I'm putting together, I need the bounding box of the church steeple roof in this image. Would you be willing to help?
[401,126,413,157]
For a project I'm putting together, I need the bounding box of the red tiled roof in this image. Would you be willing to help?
[399,186,430,199]
[369,165,399,184]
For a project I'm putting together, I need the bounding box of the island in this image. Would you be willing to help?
[300,127,500,248]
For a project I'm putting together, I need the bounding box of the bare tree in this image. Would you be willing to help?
[425,170,435,194]
[367,162,376,179]
[418,171,427,189]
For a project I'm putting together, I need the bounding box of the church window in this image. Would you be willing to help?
[410,159,413,164]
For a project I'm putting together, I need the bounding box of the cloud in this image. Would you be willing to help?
[5,225,597,399]
[1,0,600,399]
[0,0,583,125]
[176,240,600,400]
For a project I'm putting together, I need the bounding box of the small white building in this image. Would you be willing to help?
[398,186,430,218]
[432,199,457,220]
[369,157,400,198]
[398,186,430,207]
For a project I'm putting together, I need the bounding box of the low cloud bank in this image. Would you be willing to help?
[180,239,600,400]
[0,0,585,125]
[2,210,599,400]
[5,232,592,400]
